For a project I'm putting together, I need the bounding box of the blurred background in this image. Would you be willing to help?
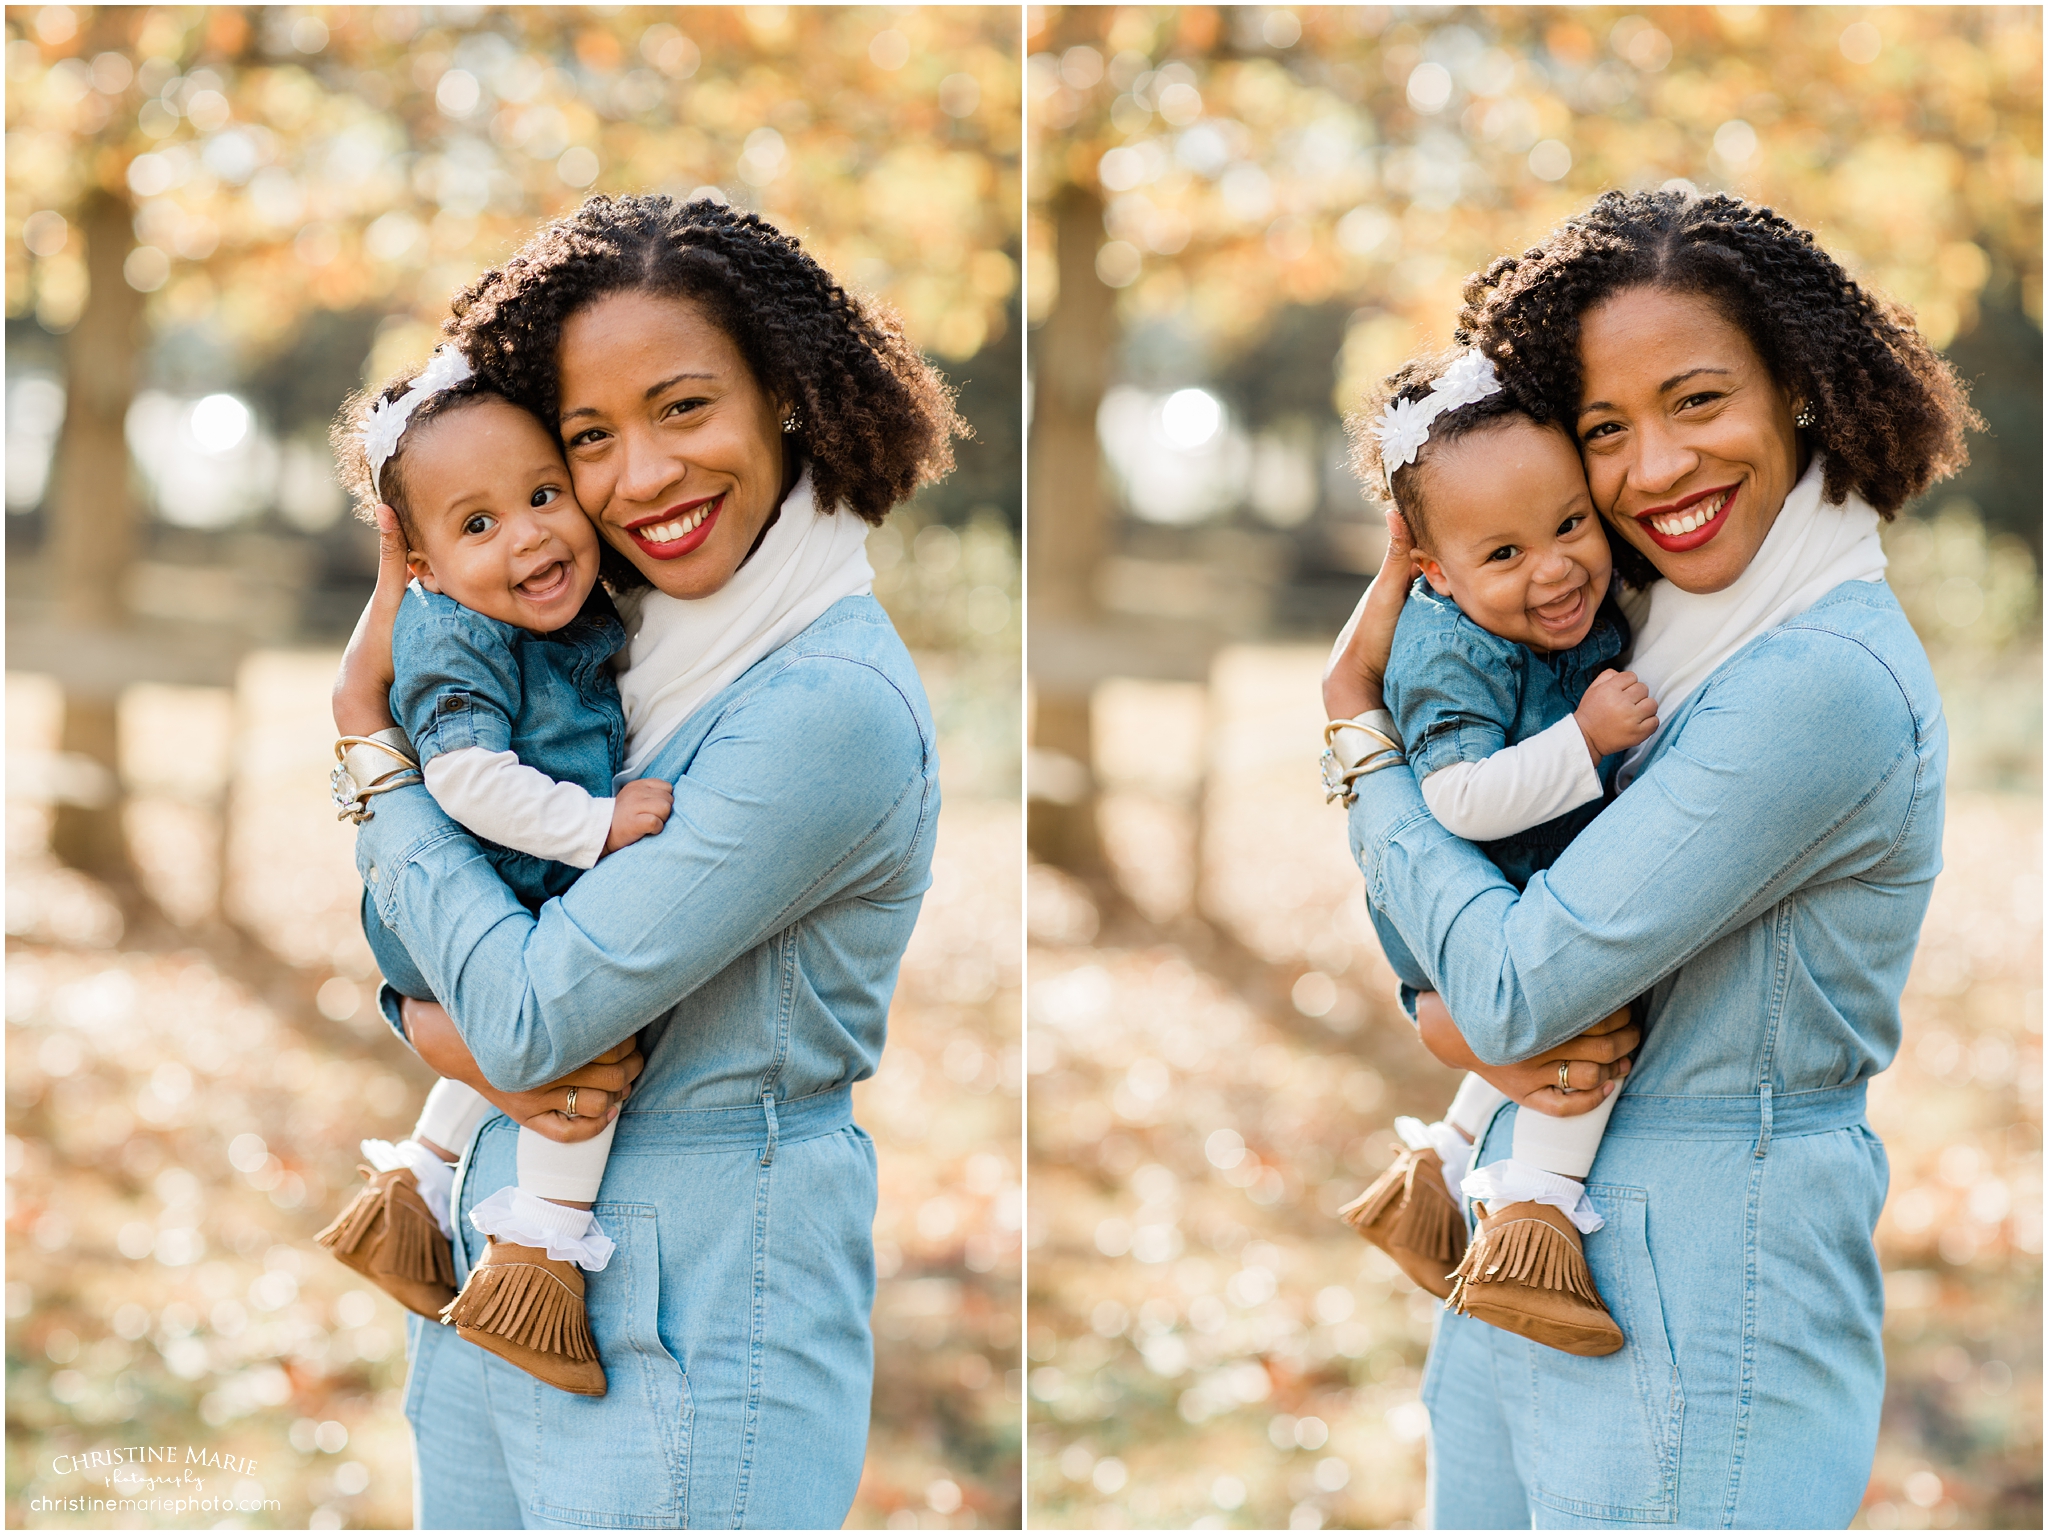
[7,5,1020,1528]
[1025,5,2041,1530]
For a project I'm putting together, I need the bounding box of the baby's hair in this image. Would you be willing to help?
[330,363,507,544]
[1346,349,1540,548]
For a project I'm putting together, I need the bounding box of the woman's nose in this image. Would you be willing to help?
[1631,419,1697,497]
[616,429,682,505]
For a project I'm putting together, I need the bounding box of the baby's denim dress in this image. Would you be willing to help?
[361,581,626,1000]
[1371,577,1628,995]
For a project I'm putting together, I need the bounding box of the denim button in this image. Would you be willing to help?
[367,864,379,884]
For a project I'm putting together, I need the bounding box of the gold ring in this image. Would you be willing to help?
[565,1087,580,1119]
[1556,1061,1573,1094]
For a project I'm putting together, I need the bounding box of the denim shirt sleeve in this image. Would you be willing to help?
[1384,593,1523,782]
[391,590,522,766]
[354,651,928,1092]
[1348,626,1921,1065]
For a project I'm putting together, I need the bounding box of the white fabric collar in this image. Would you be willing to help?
[1616,455,1887,788]
[613,468,875,774]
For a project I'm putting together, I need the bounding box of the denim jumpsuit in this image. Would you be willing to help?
[356,595,938,1529]
[1349,581,1945,1528]
[1368,578,1629,1000]
[361,582,626,1002]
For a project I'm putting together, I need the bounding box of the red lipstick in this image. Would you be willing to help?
[1634,484,1736,553]
[623,494,722,561]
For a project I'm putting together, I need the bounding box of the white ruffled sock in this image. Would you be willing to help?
[1460,1157,1604,1234]
[1395,1116,1476,1205]
[468,1187,616,1271]
[359,1138,457,1239]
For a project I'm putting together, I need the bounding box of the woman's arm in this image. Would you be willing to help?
[1351,627,1919,1064]
[1415,991,1635,1114]
[334,505,407,736]
[1323,509,1418,721]
[404,997,643,1141]
[357,650,929,1092]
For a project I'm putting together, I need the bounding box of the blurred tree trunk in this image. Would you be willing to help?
[47,188,142,884]
[1027,185,1113,873]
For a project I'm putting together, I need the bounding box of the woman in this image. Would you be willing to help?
[1325,190,1974,1528]
[333,195,962,1529]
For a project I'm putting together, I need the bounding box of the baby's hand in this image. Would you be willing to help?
[602,778,673,855]
[1575,669,1659,760]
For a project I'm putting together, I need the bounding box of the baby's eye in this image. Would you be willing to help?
[1486,544,1518,563]
[1558,514,1586,536]
[531,486,560,509]
[462,513,494,537]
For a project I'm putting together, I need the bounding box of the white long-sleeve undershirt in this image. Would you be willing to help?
[1418,714,1603,843]
[422,747,613,870]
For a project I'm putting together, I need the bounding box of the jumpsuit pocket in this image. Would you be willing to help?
[1526,1184,1685,1525]
[525,1202,693,1530]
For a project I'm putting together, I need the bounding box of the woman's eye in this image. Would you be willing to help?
[1581,421,1619,442]
[1678,391,1721,410]
[663,396,709,420]
[567,428,608,449]
[1487,545,1517,563]
[463,514,493,536]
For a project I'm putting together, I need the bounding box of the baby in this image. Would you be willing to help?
[1331,350,1658,1357]
[316,347,671,1398]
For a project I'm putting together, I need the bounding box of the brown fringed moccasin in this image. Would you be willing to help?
[1338,1145,1466,1300]
[314,1165,457,1320]
[442,1241,606,1397]
[1446,1200,1624,1356]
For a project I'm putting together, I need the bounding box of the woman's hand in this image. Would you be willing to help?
[1414,991,1638,1118]
[1323,508,1422,720]
[334,504,410,737]
[401,996,645,1144]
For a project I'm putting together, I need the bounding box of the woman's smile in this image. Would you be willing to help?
[624,494,723,560]
[1636,483,1738,552]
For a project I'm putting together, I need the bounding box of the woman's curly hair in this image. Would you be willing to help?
[443,194,964,551]
[1347,347,1549,549]
[330,363,505,543]
[1457,188,1979,531]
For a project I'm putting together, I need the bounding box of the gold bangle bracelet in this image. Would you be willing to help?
[1323,719,1402,756]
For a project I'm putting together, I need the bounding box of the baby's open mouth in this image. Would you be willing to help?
[516,561,573,601]
[1531,584,1587,633]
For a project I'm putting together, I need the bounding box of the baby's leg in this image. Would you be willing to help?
[415,1078,493,1163]
[466,1124,620,1272]
[358,1078,493,1239]
[1446,1073,1508,1144]
[1461,1088,1617,1235]
[1388,1073,1508,1205]
[1510,1086,1617,1181]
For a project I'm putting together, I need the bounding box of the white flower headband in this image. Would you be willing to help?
[363,345,475,494]
[1369,349,1504,494]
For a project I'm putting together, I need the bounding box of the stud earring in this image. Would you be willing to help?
[1793,402,1815,429]
[782,410,802,434]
